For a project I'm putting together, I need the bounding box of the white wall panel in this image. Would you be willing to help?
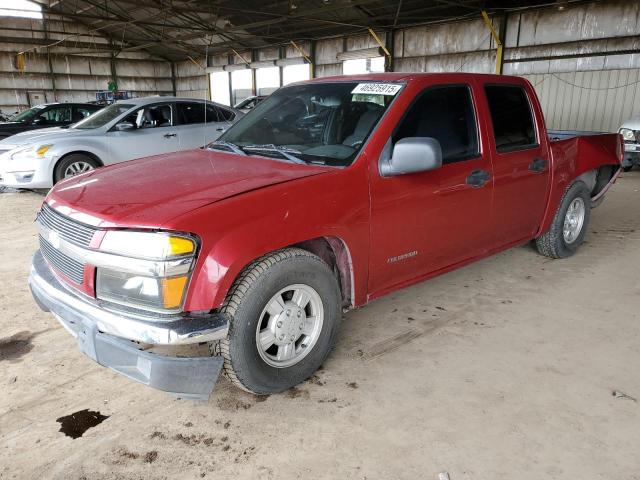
[524,68,640,132]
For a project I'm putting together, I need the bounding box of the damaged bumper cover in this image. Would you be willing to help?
[28,251,227,400]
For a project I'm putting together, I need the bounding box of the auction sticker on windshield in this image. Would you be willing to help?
[351,83,402,95]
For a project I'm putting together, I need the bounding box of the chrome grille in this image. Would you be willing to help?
[39,235,85,284]
[37,203,97,247]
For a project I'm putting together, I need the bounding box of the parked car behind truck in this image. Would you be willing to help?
[619,115,640,171]
[0,102,102,140]
[0,97,241,188]
[28,73,622,399]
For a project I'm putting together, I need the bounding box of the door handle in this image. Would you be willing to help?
[466,169,491,188]
[216,127,225,132]
[163,133,177,138]
[529,157,547,173]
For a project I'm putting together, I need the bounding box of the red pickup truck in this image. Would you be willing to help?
[29,73,622,399]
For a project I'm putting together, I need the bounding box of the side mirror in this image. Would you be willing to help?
[115,122,135,131]
[379,137,443,177]
[32,117,45,125]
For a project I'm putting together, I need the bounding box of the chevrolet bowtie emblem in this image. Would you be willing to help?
[48,230,61,249]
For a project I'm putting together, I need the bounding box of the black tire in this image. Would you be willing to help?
[535,180,591,259]
[623,166,633,172]
[53,154,99,184]
[212,248,342,394]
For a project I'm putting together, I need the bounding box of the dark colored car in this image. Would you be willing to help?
[0,103,102,140]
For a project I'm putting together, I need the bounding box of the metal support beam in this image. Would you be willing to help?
[385,30,394,72]
[42,19,58,102]
[481,10,503,75]
[109,40,118,90]
[309,40,316,79]
[170,62,177,96]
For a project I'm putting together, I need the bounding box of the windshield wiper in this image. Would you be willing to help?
[242,144,307,164]
[208,140,247,156]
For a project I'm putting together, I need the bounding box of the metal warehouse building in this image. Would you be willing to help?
[1,1,639,479]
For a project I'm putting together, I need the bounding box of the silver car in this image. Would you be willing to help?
[0,96,242,188]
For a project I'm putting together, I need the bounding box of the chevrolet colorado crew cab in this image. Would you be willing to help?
[28,73,623,399]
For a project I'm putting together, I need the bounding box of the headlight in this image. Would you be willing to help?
[99,231,195,259]
[10,144,53,159]
[97,269,189,311]
[620,128,636,141]
[95,231,197,313]
[35,144,53,157]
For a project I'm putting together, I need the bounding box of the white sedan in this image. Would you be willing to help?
[0,96,242,188]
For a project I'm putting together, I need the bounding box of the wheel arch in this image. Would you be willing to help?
[53,150,104,183]
[203,236,356,313]
[291,236,354,310]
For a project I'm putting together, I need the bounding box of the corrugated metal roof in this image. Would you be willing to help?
[26,0,585,61]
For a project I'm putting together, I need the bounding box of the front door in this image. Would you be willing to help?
[106,102,179,164]
[368,83,495,297]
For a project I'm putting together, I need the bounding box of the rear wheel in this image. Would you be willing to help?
[535,181,591,258]
[623,166,633,172]
[212,248,342,394]
[54,154,99,184]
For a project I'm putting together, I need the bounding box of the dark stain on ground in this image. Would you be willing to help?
[346,382,358,389]
[286,386,309,398]
[56,409,109,439]
[308,374,325,386]
[0,331,34,362]
[144,451,158,463]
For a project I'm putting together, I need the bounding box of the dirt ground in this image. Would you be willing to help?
[1,173,639,480]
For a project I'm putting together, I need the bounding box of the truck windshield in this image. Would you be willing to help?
[215,81,402,166]
[72,103,134,130]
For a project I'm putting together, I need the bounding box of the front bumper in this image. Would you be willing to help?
[28,251,227,399]
[0,153,56,189]
[623,142,640,167]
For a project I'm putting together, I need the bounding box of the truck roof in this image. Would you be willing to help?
[306,72,522,83]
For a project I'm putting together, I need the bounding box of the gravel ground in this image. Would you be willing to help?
[0,173,639,480]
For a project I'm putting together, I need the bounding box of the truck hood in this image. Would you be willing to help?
[46,148,331,228]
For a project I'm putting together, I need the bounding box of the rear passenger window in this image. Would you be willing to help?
[178,102,235,124]
[485,85,537,152]
[215,106,235,122]
[393,85,479,164]
[178,102,207,125]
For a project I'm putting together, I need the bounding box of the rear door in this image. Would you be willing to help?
[368,82,495,296]
[482,81,551,242]
[175,101,232,149]
[208,105,236,138]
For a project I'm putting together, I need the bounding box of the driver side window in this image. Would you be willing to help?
[393,85,479,165]
[129,104,173,129]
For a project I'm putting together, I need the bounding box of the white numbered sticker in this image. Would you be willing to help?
[351,83,402,96]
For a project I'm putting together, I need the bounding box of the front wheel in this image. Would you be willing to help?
[54,154,99,184]
[535,180,591,258]
[213,248,342,394]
